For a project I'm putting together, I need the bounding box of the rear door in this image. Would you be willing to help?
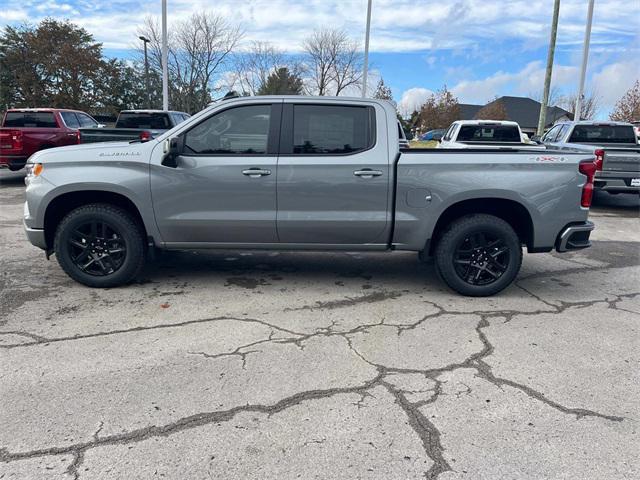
[150,102,281,244]
[276,102,390,245]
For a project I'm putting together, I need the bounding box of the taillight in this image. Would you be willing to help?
[594,149,604,171]
[76,130,81,144]
[139,131,151,142]
[579,160,597,208]
[0,129,23,151]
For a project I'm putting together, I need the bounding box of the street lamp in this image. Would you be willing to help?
[139,35,151,109]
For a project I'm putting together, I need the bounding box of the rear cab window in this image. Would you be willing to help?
[457,124,520,142]
[3,112,57,128]
[288,104,375,155]
[569,125,637,144]
[116,112,171,129]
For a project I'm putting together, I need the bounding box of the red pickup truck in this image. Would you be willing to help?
[0,108,99,171]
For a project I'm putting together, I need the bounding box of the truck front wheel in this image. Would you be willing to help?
[54,204,146,288]
[434,214,522,297]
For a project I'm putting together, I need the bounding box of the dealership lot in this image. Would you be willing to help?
[1,170,639,479]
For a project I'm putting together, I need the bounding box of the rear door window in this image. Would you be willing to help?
[4,112,57,128]
[290,104,375,155]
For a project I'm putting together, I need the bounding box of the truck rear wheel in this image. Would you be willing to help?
[54,204,145,288]
[434,214,522,297]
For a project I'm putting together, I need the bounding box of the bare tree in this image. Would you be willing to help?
[229,41,284,95]
[558,90,600,120]
[137,12,242,113]
[610,80,640,122]
[302,28,363,96]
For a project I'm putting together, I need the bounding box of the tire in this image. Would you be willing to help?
[434,214,522,297]
[54,204,146,287]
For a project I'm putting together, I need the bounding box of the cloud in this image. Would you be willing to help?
[450,61,579,104]
[398,88,434,116]
[592,61,639,109]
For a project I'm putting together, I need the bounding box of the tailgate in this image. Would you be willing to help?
[603,149,640,173]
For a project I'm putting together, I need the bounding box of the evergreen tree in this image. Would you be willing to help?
[257,67,303,95]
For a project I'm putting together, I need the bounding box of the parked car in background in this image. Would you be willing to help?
[631,120,640,139]
[419,129,446,142]
[541,120,640,195]
[0,108,99,171]
[437,120,543,149]
[79,110,190,144]
[24,96,596,297]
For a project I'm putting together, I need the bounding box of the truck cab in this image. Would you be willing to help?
[0,108,98,171]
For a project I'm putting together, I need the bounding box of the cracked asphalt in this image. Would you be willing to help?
[1,169,639,479]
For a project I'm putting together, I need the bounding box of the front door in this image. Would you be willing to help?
[276,103,390,245]
[150,102,281,245]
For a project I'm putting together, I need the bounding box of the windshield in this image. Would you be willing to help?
[116,112,171,129]
[569,125,637,144]
[457,125,521,142]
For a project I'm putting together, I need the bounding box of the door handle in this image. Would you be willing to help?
[67,133,78,136]
[353,169,383,178]
[242,168,271,178]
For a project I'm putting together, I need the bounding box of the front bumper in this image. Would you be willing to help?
[556,221,595,253]
[24,221,47,250]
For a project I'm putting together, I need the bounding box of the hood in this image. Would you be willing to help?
[29,139,158,164]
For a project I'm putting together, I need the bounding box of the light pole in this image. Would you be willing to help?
[139,36,151,109]
[362,0,372,98]
[161,0,169,110]
[537,0,561,136]
[575,0,594,121]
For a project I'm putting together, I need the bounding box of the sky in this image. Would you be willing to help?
[0,0,638,118]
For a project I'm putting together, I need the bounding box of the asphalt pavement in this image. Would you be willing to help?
[1,169,639,479]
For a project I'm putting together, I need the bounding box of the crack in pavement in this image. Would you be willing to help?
[0,316,305,350]
[0,309,627,479]
[381,380,451,480]
[187,331,277,370]
[284,290,403,311]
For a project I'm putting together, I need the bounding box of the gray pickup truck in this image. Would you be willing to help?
[541,120,640,195]
[79,110,190,144]
[23,96,597,296]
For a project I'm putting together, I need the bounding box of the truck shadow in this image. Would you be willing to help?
[591,190,639,215]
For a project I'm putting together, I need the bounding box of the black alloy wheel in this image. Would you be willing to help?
[67,220,127,276]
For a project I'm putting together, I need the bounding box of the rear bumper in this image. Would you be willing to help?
[0,155,28,170]
[594,171,640,193]
[556,221,595,253]
[24,221,47,250]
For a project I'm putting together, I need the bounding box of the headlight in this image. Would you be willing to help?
[25,163,43,177]
[24,163,43,186]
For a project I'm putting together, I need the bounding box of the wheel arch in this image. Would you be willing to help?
[427,197,535,255]
[43,190,148,250]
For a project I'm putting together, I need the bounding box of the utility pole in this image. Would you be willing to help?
[139,36,151,109]
[575,0,594,121]
[362,0,372,98]
[536,0,561,136]
[161,0,169,110]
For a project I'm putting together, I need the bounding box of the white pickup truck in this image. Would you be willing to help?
[438,120,540,149]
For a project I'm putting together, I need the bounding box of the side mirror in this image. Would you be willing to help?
[161,137,182,168]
